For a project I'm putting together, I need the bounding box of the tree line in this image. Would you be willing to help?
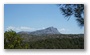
[4,30,84,49]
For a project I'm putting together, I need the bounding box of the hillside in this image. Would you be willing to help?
[4,30,84,49]
[19,33,84,49]
[27,36,84,49]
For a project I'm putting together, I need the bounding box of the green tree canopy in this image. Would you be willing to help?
[4,30,29,49]
[59,4,84,27]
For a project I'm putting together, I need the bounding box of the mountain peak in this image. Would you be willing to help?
[30,26,60,35]
[47,26,54,28]
[46,26,57,30]
[45,26,58,32]
[18,27,60,35]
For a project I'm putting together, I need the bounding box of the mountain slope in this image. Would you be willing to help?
[18,26,60,35]
[30,27,60,35]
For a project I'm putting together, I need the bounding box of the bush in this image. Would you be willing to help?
[4,30,29,49]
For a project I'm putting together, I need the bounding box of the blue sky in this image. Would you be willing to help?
[4,4,84,34]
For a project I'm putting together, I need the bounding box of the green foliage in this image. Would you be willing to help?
[4,30,84,49]
[28,37,84,49]
[59,4,84,27]
[4,30,29,49]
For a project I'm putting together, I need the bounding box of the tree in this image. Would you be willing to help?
[58,4,84,27]
[4,30,29,49]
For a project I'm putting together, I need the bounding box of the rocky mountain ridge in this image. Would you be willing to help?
[18,26,60,35]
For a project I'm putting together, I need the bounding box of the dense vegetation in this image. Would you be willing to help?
[4,30,84,49]
[4,30,29,49]
[28,37,84,49]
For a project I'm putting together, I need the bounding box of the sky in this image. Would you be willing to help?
[4,4,84,34]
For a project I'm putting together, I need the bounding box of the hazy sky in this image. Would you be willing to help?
[4,4,84,34]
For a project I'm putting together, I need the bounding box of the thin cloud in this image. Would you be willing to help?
[59,28,66,32]
[59,28,69,33]
[6,26,36,32]
[6,26,16,30]
[6,26,46,32]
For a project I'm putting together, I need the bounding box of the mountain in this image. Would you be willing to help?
[30,26,60,35]
[18,26,60,35]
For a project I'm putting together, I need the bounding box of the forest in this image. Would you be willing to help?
[4,30,84,49]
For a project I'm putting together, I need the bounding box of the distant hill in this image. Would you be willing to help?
[18,26,60,35]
